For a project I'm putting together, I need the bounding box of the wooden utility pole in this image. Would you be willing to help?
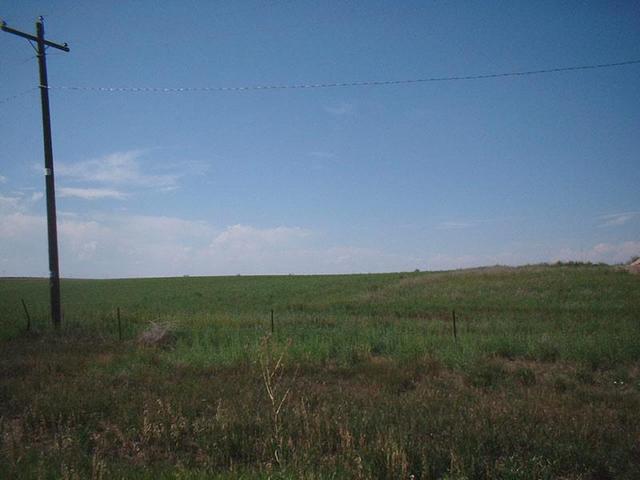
[1,17,69,328]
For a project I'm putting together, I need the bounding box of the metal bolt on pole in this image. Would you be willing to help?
[2,17,69,328]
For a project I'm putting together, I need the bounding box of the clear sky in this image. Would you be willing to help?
[1,1,639,278]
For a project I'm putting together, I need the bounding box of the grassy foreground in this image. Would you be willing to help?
[1,264,639,478]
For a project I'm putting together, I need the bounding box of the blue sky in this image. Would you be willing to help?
[1,1,639,277]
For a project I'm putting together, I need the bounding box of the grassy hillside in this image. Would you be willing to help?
[1,264,639,478]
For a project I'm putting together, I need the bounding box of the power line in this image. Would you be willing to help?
[46,59,640,94]
[0,86,38,104]
[3,58,638,104]
[0,54,37,69]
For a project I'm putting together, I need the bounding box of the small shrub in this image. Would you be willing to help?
[484,337,526,360]
[370,340,387,356]
[552,374,575,393]
[609,365,631,385]
[386,370,418,394]
[137,322,176,349]
[467,360,507,388]
[575,366,595,385]
[349,344,370,364]
[514,367,536,386]
[530,341,560,362]
[581,348,614,371]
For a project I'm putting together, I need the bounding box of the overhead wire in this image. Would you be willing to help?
[45,59,640,94]
[0,54,37,69]
[0,86,38,105]
[1,59,638,105]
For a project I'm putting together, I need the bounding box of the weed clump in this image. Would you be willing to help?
[467,359,507,388]
[137,322,176,348]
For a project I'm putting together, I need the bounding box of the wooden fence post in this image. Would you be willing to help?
[117,307,122,341]
[452,309,457,342]
[21,299,32,332]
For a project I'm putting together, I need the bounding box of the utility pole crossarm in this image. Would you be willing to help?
[1,20,70,51]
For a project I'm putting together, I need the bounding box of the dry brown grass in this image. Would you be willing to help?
[2,265,640,478]
[1,338,639,478]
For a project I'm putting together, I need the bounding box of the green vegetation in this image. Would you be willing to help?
[1,264,639,478]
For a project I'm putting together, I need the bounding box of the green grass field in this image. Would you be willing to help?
[1,263,639,478]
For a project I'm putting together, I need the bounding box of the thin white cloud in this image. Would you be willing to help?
[308,151,336,159]
[0,191,45,214]
[427,241,640,270]
[58,187,129,200]
[435,218,510,231]
[159,159,211,176]
[0,194,22,212]
[306,151,339,171]
[0,212,45,239]
[323,102,355,116]
[597,211,640,228]
[59,211,79,218]
[57,150,178,189]
[427,252,528,271]
[321,246,422,273]
[158,185,180,193]
[200,228,421,276]
[0,175,7,183]
[0,203,421,277]
[2,192,638,277]
[212,224,310,248]
[436,221,476,230]
[552,242,640,265]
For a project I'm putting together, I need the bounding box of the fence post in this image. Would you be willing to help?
[452,309,457,342]
[21,299,32,332]
[117,307,122,341]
